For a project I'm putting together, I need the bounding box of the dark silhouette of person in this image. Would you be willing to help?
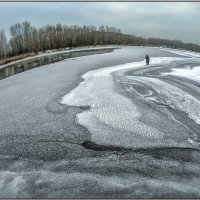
[145,55,150,65]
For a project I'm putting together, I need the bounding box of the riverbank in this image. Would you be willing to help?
[0,46,117,80]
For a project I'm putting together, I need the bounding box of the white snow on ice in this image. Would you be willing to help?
[61,57,187,148]
[162,66,200,83]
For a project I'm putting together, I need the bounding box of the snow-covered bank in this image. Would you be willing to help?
[0,46,117,69]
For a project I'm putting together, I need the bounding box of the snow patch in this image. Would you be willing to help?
[61,57,184,148]
[162,66,200,83]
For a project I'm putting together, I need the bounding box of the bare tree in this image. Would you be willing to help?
[22,21,32,52]
[0,30,7,60]
[9,23,24,54]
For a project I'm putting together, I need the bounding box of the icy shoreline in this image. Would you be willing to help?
[0,47,117,80]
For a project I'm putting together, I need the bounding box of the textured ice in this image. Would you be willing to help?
[131,76,200,125]
[61,57,185,148]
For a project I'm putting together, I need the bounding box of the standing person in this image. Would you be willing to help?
[145,55,150,65]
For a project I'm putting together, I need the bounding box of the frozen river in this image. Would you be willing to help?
[0,47,200,198]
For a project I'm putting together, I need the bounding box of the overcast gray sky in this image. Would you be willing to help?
[1,2,200,44]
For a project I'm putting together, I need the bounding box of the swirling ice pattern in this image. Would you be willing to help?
[61,55,200,149]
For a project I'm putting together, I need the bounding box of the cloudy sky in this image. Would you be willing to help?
[1,2,200,44]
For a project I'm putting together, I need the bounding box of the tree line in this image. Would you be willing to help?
[1,21,200,61]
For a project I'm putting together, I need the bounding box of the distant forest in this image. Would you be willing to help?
[1,21,200,61]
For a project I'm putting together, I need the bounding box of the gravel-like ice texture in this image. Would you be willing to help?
[1,47,200,198]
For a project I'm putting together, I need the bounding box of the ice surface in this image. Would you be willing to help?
[2,46,200,198]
